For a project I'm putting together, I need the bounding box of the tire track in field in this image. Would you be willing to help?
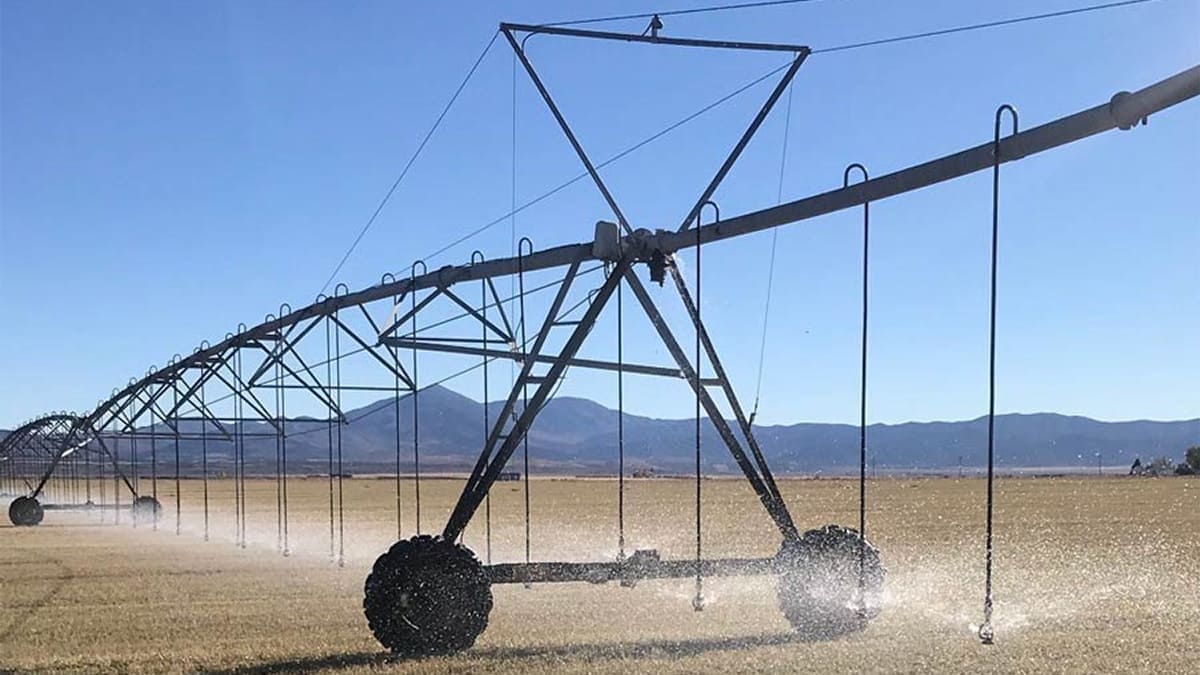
[0,548,74,645]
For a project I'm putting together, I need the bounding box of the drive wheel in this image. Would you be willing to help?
[9,496,44,526]
[775,524,884,639]
[363,535,493,656]
[131,495,162,523]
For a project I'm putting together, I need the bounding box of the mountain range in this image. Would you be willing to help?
[17,385,1189,475]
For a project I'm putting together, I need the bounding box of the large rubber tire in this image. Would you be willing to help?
[775,524,884,639]
[9,496,45,526]
[131,495,163,523]
[363,535,493,656]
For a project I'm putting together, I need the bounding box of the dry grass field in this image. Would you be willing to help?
[2,475,1197,673]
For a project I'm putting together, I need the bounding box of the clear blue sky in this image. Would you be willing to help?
[1,0,1197,430]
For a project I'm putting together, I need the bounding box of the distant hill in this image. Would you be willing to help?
[127,385,1197,475]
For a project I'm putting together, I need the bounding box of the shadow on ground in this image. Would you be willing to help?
[197,632,809,674]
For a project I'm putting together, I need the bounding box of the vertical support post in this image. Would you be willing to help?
[85,436,93,507]
[114,434,121,525]
[99,433,108,523]
[201,377,210,542]
[130,428,139,528]
[150,396,159,531]
[173,385,181,535]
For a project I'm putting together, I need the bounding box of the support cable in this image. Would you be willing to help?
[750,78,794,424]
[980,104,1018,646]
[317,31,500,295]
[419,1,1160,268]
[812,0,1158,55]
[543,0,822,27]
[422,60,793,264]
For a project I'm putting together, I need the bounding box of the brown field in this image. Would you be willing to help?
[2,476,1197,673]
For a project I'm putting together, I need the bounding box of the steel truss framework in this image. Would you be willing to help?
[4,19,1197,616]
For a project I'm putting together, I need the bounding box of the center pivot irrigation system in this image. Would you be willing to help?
[3,13,1198,657]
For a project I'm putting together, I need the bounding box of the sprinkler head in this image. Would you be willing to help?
[692,593,706,612]
[978,622,995,645]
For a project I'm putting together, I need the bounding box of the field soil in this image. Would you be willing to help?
[2,476,1197,673]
